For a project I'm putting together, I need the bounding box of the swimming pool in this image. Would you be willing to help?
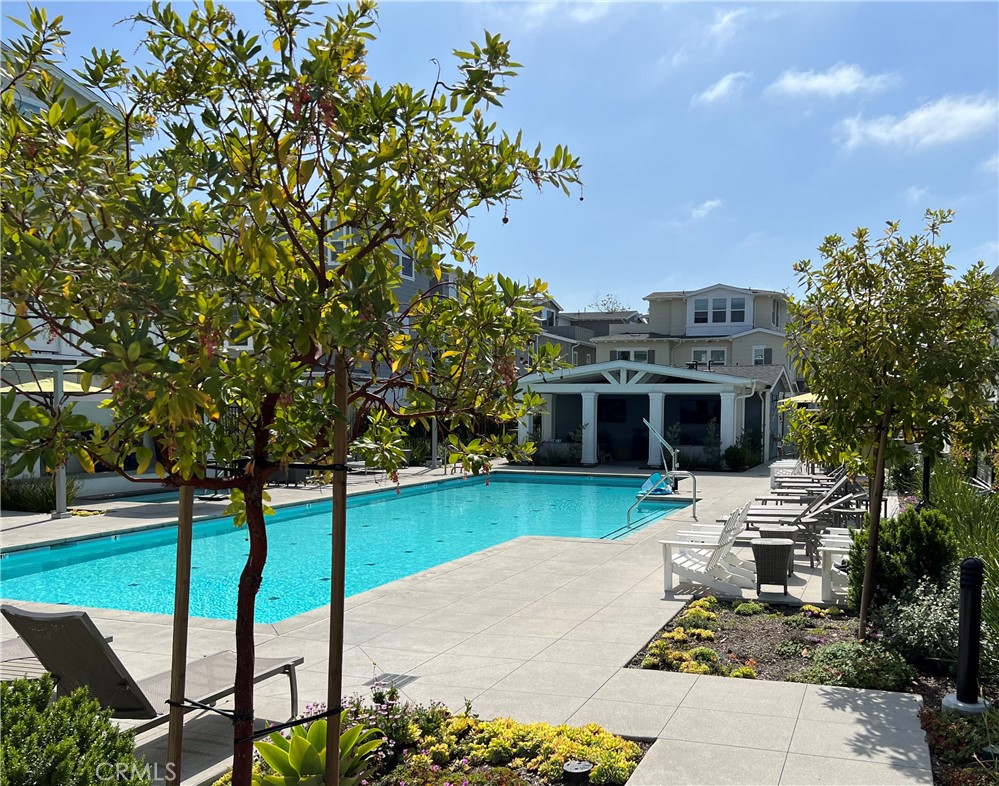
[0,473,687,623]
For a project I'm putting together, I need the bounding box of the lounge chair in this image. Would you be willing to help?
[1,605,303,732]
[660,506,754,597]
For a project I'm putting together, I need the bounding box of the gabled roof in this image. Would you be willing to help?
[1,42,121,118]
[644,284,787,301]
[522,359,760,387]
[560,310,645,322]
[728,327,786,339]
[534,295,563,312]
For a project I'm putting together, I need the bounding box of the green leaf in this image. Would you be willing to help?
[253,741,295,776]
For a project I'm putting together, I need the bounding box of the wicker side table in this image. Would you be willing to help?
[757,525,798,575]
[751,538,795,596]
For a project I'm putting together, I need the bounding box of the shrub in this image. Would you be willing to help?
[847,507,958,610]
[873,574,999,677]
[0,675,149,786]
[690,596,718,608]
[782,614,815,630]
[0,475,82,512]
[734,601,767,616]
[932,458,999,671]
[701,419,721,470]
[686,646,719,665]
[677,607,718,629]
[723,431,762,472]
[406,437,432,466]
[888,452,921,495]
[776,640,804,658]
[686,628,715,641]
[729,666,757,679]
[791,640,915,691]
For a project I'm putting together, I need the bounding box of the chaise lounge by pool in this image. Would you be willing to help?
[1,473,688,623]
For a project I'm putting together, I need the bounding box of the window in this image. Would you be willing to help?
[730,297,746,323]
[753,346,773,365]
[692,348,726,364]
[772,299,781,327]
[616,349,631,361]
[399,254,415,280]
[633,349,648,362]
[540,308,556,327]
[712,298,727,323]
[693,298,708,324]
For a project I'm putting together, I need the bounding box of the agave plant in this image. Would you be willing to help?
[253,711,383,786]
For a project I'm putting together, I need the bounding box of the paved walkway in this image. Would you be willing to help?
[0,464,930,785]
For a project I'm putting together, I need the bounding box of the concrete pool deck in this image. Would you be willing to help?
[0,465,929,785]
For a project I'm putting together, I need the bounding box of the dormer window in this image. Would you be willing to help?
[693,299,708,324]
[399,254,414,280]
[712,298,727,323]
[730,297,746,323]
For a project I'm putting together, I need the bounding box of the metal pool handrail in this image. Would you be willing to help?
[627,470,697,528]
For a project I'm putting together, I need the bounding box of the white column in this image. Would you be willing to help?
[719,391,736,451]
[647,391,665,468]
[541,395,553,441]
[516,417,530,446]
[580,391,598,465]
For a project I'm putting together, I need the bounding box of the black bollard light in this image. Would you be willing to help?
[943,557,989,714]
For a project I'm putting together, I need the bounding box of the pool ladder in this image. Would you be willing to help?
[627,470,697,529]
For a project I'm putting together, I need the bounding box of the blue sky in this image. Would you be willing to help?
[6,1,998,311]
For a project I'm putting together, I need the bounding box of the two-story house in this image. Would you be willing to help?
[517,285,796,468]
[527,297,597,367]
[594,285,790,372]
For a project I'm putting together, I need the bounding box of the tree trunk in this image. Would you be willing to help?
[325,352,349,786]
[231,478,268,786]
[858,410,892,639]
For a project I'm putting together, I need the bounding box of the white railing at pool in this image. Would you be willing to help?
[627,470,697,528]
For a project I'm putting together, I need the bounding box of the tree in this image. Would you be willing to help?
[784,210,999,637]
[586,293,631,312]
[1,3,581,783]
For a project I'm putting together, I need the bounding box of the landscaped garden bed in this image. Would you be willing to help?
[629,595,998,786]
[211,687,651,786]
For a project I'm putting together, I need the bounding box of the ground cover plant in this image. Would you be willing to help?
[215,690,646,786]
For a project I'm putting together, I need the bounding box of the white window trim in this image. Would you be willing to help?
[752,345,771,365]
[616,347,650,362]
[398,252,415,281]
[691,347,727,364]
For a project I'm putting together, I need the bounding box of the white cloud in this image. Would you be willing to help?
[691,71,751,106]
[767,63,897,99]
[837,95,999,151]
[904,186,929,205]
[983,153,999,174]
[506,1,615,29]
[690,198,723,220]
[656,7,750,75]
[708,8,750,47]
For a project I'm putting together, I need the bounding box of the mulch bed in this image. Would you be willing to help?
[629,598,997,786]
[628,601,857,680]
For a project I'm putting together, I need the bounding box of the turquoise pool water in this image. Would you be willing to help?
[0,473,686,623]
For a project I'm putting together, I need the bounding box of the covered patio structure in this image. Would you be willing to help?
[518,361,794,467]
